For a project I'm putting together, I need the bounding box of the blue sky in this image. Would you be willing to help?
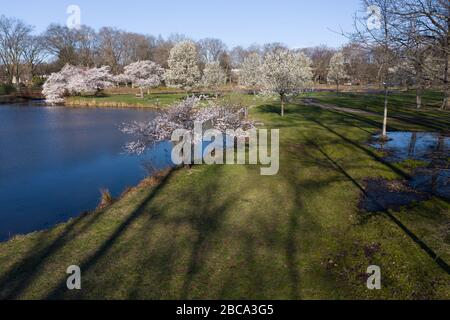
[1,0,362,48]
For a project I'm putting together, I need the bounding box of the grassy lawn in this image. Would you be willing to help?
[0,92,449,299]
[305,91,450,132]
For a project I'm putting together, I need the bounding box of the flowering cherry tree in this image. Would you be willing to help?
[239,53,262,94]
[165,41,201,93]
[112,73,131,87]
[260,50,313,116]
[327,52,348,92]
[123,60,164,98]
[43,64,114,104]
[42,65,76,104]
[202,61,227,97]
[72,66,114,95]
[121,96,255,155]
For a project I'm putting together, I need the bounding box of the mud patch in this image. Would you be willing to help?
[360,178,431,212]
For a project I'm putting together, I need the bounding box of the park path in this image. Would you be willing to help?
[301,97,450,133]
[301,98,377,116]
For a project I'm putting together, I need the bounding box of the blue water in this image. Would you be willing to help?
[0,104,173,241]
[370,132,450,162]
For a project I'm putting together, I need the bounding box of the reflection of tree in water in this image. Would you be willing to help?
[408,132,417,157]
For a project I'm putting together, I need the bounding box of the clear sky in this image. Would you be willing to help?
[1,0,362,49]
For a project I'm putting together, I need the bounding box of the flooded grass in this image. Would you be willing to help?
[361,132,450,212]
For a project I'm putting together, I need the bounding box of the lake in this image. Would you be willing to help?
[0,103,173,241]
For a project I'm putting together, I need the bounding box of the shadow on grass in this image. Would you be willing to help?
[43,168,179,299]
[0,207,106,299]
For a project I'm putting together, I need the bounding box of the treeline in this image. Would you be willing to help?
[0,14,388,89]
[0,0,449,107]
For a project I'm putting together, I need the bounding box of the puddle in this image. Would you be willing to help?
[370,132,450,163]
[361,132,450,212]
[361,179,431,212]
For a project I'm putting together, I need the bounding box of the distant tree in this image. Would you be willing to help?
[0,16,33,84]
[198,38,227,63]
[165,41,201,93]
[301,46,336,83]
[202,61,227,97]
[43,64,113,104]
[327,51,349,92]
[124,60,164,98]
[97,27,126,74]
[260,50,313,116]
[22,35,47,80]
[43,24,98,67]
[239,53,262,93]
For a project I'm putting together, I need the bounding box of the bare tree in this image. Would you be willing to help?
[0,15,33,84]
[198,38,227,63]
[352,0,400,138]
[97,27,126,74]
[22,35,47,80]
[397,0,450,109]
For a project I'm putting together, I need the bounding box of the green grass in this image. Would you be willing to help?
[65,92,273,109]
[0,92,449,299]
[304,90,450,132]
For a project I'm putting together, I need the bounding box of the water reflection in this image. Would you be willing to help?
[0,104,173,241]
[361,131,450,212]
[371,132,450,162]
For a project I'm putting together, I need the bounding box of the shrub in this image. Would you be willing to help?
[98,189,114,209]
[0,83,16,95]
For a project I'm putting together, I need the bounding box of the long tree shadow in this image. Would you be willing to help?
[304,115,411,180]
[0,205,107,299]
[177,171,236,299]
[306,138,450,276]
[43,168,179,299]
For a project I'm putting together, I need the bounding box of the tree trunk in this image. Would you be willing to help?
[280,93,285,117]
[139,88,144,99]
[416,87,422,109]
[336,81,340,93]
[382,85,389,138]
[408,132,417,157]
[442,81,449,110]
[441,33,450,110]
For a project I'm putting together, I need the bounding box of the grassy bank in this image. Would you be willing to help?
[0,92,449,299]
[65,93,187,109]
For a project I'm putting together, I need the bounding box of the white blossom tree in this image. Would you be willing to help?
[327,51,348,92]
[72,66,114,95]
[239,53,262,94]
[42,64,81,104]
[260,50,313,116]
[164,41,201,93]
[121,96,255,156]
[113,73,131,87]
[124,60,164,98]
[202,61,227,97]
[42,64,114,104]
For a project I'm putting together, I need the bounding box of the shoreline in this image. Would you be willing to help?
[0,167,174,244]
